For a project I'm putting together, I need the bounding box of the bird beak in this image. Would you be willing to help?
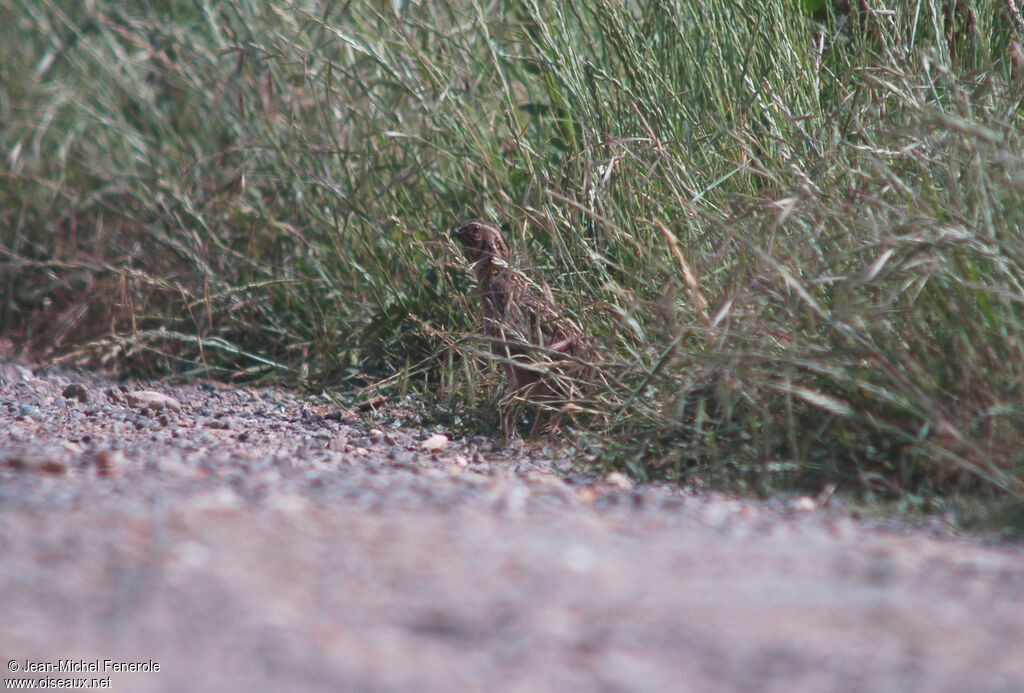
[450,227,464,240]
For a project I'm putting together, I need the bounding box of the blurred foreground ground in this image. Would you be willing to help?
[1,360,1022,692]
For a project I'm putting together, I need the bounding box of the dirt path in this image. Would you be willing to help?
[1,360,1022,692]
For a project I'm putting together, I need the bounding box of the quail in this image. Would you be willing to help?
[451,219,589,434]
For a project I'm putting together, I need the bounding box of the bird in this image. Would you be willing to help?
[450,218,590,435]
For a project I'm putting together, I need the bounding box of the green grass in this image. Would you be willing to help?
[3,0,1024,527]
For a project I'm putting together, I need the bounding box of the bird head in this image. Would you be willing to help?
[451,219,511,268]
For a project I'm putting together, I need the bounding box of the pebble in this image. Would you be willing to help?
[791,496,818,512]
[421,433,448,452]
[62,383,90,403]
[126,390,183,412]
[93,449,124,478]
[606,471,634,490]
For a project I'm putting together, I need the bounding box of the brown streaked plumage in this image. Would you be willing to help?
[451,219,589,434]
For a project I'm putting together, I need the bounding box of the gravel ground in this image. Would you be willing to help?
[1,360,1023,692]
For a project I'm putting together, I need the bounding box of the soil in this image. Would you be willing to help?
[1,359,1022,692]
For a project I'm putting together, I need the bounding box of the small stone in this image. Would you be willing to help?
[126,390,183,412]
[421,433,448,453]
[106,388,127,404]
[62,383,90,403]
[791,496,817,512]
[606,471,634,490]
[93,449,124,478]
